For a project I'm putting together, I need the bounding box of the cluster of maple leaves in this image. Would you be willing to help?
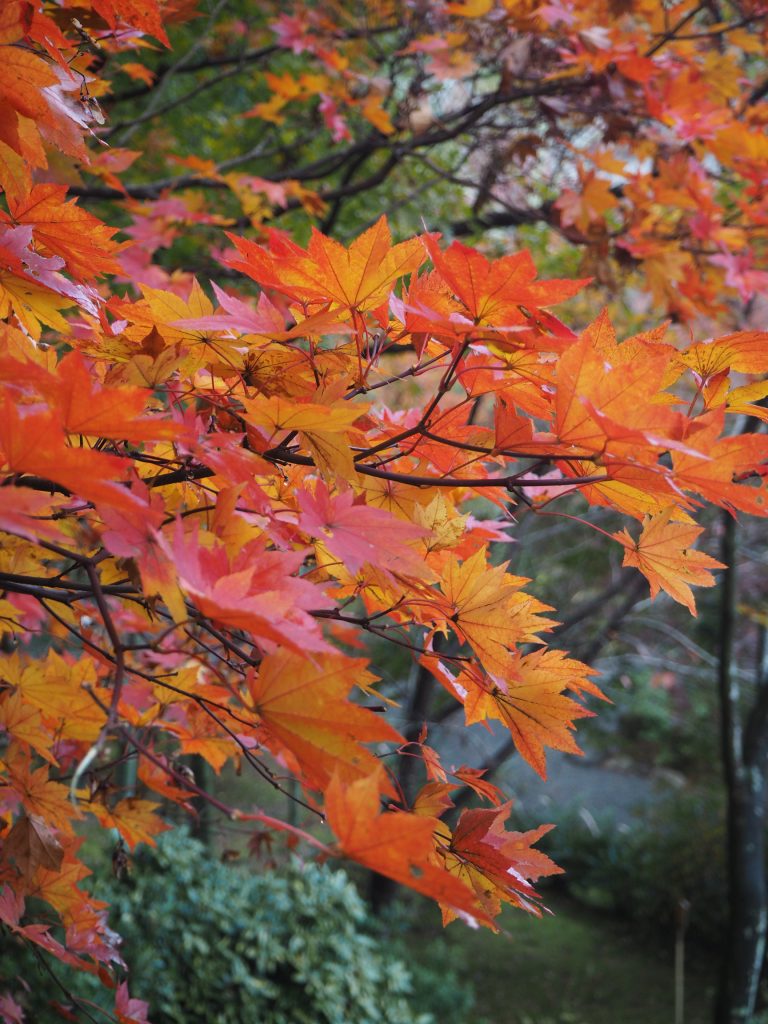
[0,2,767,1022]
[69,0,768,328]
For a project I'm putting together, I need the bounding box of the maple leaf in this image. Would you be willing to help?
[0,992,25,1024]
[243,392,368,481]
[91,0,170,47]
[15,650,109,743]
[1,349,182,443]
[111,278,227,379]
[164,702,234,774]
[435,805,561,923]
[247,649,402,790]
[137,757,197,810]
[2,812,64,884]
[0,224,101,320]
[297,481,430,577]
[115,981,152,1024]
[680,331,768,382]
[423,234,589,328]
[121,62,157,87]
[226,215,425,314]
[0,140,31,207]
[494,398,565,456]
[451,766,504,806]
[411,491,468,554]
[173,282,307,336]
[4,752,79,836]
[90,799,171,852]
[671,413,768,517]
[25,848,101,926]
[0,185,122,281]
[613,507,725,615]
[0,690,56,763]
[0,45,57,123]
[99,481,186,622]
[467,657,592,778]
[0,397,149,520]
[0,486,68,544]
[166,523,334,654]
[0,885,89,972]
[555,171,619,233]
[434,547,557,677]
[325,770,490,925]
[424,649,597,778]
[412,781,458,818]
[554,328,676,456]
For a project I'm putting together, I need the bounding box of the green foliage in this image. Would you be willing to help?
[372,902,477,1024]
[582,666,719,778]
[518,1014,591,1024]
[5,831,436,1024]
[537,790,727,946]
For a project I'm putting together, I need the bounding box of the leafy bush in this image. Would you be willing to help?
[581,666,719,780]
[369,899,477,1024]
[535,790,727,946]
[5,830,439,1024]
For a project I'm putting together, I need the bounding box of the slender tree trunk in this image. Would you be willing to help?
[189,754,212,847]
[368,660,436,913]
[719,769,768,1024]
[716,517,768,1024]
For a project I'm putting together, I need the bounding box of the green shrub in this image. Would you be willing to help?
[581,667,719,780]
[370,899,477,1024]
[534,790,727,946]
[3,830,438,1024]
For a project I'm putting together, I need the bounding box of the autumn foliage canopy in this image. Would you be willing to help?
[1,1,767,1021]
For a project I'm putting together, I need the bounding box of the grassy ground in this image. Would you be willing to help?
[405,888,716,1024]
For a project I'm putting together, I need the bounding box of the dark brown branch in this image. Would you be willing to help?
[108,44,280,104]
[645,4,706,56]
[72,77,594,202]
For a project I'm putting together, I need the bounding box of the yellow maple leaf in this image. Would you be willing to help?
[436,547,557,676]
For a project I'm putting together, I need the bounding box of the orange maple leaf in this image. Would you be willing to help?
[671,413,768,516]
[90,799,171,852]
[555,171,619,233]
[423,234,589,327]
[5,751,79,835]
[325,770,491,925]
[613,506,725,614]
[0,397,150,520]
[0,185,122,281]
[247,650,402,790]
[464,651,595,779]
[555,329,676,456]
[424,649,598,778]
[680,330,768,382]
[26,850,102,926]
[0,691,56,764]
[227,215,425,314]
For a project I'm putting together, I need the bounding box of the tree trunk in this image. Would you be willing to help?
[716,516,768,1024]
[189,754,212,848]
[718,769,768,1024]
[368,661,436,913]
